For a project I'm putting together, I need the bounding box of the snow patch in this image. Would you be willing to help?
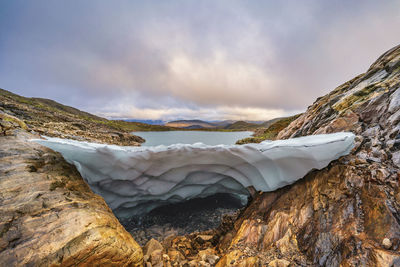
[32,132,355,218]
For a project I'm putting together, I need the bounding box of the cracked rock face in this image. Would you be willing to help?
[215,45,400,266]
[0,130,143,266]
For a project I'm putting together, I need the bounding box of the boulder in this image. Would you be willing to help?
[0,130,143,266]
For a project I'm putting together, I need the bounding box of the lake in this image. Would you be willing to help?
[133,131,253,146]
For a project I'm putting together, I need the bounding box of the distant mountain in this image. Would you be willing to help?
[165,120,217,129]
[125,119,165,125]
[165,119,278,130]
[209,120,236,127]
[223,120,260,130]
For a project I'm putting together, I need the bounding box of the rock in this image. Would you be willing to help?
[314,109,359,134]
[388,87,400,113]
[392,151,400,167]
[195,235,214,244]
[199,260,211,267]
[188,260,199,267]
[382,238,392,249]
[199,248,219,265]
[168,249,184,262]
[144,238,164,256]
[0,131,143,266]
[143,255,150,262]
[150,249,163,266]
[268,259,291,267]
[163,253,170,261]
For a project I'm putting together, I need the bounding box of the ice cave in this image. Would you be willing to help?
[33,132,355,218]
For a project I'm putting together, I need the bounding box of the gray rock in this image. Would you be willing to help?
[144,238,164,256]
[389,87,400,113]
[382,238,392,249]
[392,151,400,167]
[388,109,400,124]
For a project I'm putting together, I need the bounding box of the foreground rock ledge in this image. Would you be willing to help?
[0,131,143,266]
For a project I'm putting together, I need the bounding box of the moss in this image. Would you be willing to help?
[333,84,382,112]
[0,113,28,130]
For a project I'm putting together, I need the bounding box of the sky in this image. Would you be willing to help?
[1,1,400,121]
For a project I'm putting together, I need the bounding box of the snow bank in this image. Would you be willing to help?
[32,132,355,218]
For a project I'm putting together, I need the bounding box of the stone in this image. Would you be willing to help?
[382,238,392,249]
[389,87,400,113]
[199,260,211,267]
[150,249,163,265]
[168,249,184,262]
[144,238,164,256]
[195,235,214,244]
[268,259,291,267]
[392,151,400,167]
[199,248,219,265]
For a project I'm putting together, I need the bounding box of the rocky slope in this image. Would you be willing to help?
[0,89,175,146]
[0,123,143,265]
[214,45,400,266]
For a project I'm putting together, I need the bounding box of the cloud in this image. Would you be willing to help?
[1,0,400,121]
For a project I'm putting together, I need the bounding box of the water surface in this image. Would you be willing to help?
[133,130,253,146]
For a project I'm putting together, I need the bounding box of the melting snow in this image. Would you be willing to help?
[33,132,355,218]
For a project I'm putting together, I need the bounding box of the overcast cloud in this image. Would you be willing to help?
[1,1,400,121]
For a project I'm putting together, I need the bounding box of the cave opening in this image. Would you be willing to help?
[120,193,248,246]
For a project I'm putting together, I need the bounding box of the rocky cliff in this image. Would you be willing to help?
[215,45,400,266]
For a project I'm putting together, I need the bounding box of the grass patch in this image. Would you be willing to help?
[236,114,301,144]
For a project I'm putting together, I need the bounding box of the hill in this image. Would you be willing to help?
[165,119,217,129]
[0,89,173,145]
[223,120,260,130]
[166,119,269,130]
[124,119,165,125]
[259,117,285,128]
[236,114,301,144]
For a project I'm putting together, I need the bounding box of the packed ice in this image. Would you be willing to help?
[33,132,355,218]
